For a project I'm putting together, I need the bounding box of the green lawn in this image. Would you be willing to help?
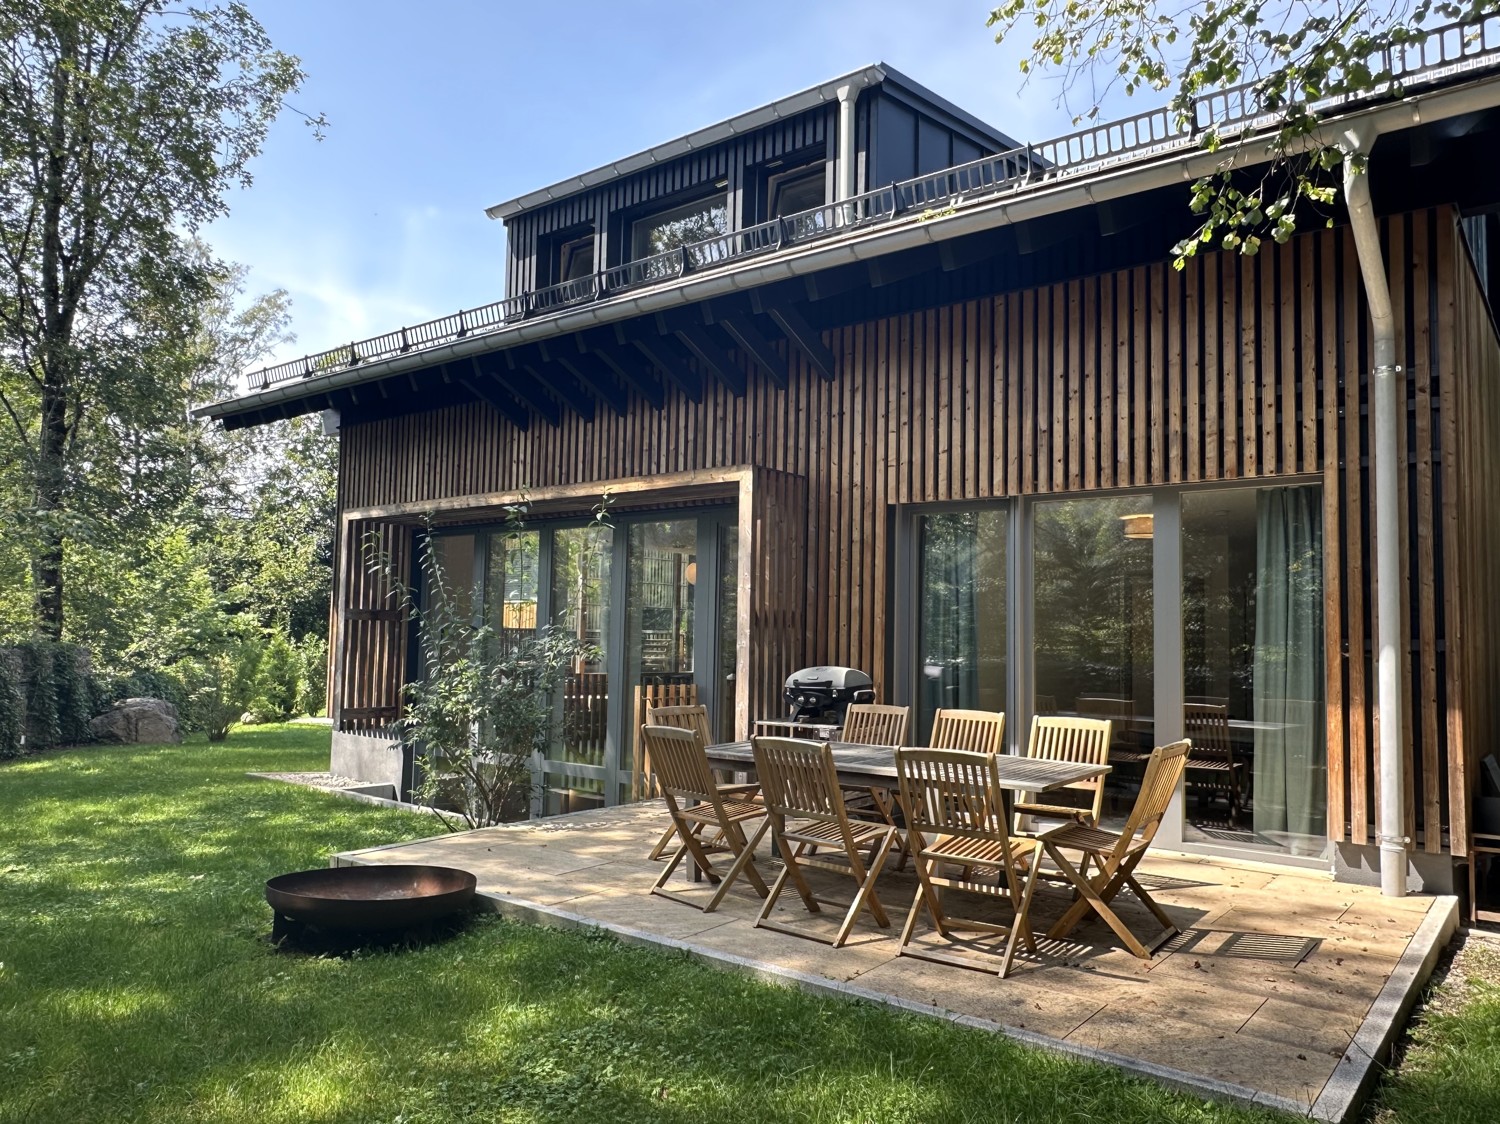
[0,726,1312,1122]
[1369,933,1500,1123]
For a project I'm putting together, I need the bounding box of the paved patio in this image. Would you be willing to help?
[332,800,1456,1121]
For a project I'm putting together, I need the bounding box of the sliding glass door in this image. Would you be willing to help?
[907,481,1327,862]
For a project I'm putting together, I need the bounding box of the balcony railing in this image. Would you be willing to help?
[242,14,1500,393]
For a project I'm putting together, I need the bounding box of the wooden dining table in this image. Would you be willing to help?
[702,740,1110,800]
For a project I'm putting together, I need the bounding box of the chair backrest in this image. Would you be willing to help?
[1076,695,1135,725]
[929,708,1005,754]
[1034,694,1059,717]
[646,703,713,748]
[1111,739,1192,864]
[842,703,910,746]
[640,724,717,806]
[1183,702,1231,759]
[896,747,1010,846]
[1024,715,1113,818]
[751,737,850,830]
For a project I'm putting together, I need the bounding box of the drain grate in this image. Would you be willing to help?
[1166,928,1321,963]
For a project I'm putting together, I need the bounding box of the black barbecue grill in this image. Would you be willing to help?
[783,666,876,726]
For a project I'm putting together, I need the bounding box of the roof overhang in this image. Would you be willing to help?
[196,70,1500,430]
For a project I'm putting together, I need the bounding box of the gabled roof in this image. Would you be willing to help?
[483,62,1020,221]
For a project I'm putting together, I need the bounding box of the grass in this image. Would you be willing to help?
[1368,933,1500,1123]
[1,725,1303,1123]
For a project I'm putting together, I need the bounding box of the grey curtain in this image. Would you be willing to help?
[1252,486,1327,853]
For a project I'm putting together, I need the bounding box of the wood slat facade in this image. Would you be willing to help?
[333,204,1500,859]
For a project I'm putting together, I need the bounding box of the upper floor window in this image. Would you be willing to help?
[558,234,595,283]
[632,195,728,260]
[769,163,825,218]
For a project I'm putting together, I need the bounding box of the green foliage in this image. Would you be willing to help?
[0,0,316,639]
[0,640,94,754]
[985,0,1494,266]
[394,529,595,828]
[295,633,328,717]
[250,631,301,723]
[184,629,264,743]
[0,648,24,759]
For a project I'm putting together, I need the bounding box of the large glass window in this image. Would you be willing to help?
[1033,495,1155,824]
[1182,486,1326,857]
[484,528,539,655]
[546,524,613,814]
[623,520,697,798]
[631,196,728,260]
[915,511,1007,744]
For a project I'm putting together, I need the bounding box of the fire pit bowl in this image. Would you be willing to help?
[265,864,477,933]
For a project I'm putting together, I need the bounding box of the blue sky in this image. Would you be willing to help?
[206,1,1131,380]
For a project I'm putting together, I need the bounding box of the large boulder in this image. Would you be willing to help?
[89,698,181,745]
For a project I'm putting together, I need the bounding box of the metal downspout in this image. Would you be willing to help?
[1342,126,1408,897]
[836,83,860,201]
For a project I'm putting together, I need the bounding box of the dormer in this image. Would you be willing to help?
[486,64,1018,303]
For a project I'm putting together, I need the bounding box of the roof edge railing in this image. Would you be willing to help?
[242,13,1500,394]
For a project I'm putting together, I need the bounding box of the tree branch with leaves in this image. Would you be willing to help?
[987,0,1499,265]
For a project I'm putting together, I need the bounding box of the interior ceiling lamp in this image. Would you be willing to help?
[1120,513,1154,540]
[684,561,698,585]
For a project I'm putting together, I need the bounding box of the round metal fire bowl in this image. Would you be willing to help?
[265,864,477,931]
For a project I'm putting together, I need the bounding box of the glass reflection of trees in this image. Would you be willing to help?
[550,525,612,774]
[1032,498,1154,716]
[917,511,1006,742]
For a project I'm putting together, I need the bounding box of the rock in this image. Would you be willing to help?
[89,698,181,745]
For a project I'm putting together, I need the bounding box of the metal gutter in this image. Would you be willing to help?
[196,74,1500,423]
[1342,123,1408,897]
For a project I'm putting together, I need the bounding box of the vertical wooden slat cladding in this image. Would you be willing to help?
[330,516,409,735]
[336,207,1490,855]
[1446,213,1500,859]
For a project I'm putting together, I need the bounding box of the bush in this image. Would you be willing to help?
[251,631,301,722]
[185,636,264,742]
[0,649,24,759]
[295,634,327,717]
[0,641,94,754]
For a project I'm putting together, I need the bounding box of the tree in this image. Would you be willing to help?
[987,0,1497,264]
[0,0,313,639]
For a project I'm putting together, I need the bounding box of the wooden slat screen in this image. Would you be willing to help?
[335,206,1495,853]
[332,518,410,734]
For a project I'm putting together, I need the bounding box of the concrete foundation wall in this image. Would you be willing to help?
[330,730,412,798]
[1334,842,1458,895]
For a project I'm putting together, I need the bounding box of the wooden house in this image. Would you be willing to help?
[198,29,1500,896]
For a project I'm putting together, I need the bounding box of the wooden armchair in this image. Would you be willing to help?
[1038,739,1192,958]
[641,703,757,861]
[1012,716,1113,832]
[1183,702,1244,826]
[642,725,770,913]
[894,747,1045,978]
[750,737,898,947]
[928,708,1005,754]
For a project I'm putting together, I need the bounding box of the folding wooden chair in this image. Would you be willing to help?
[1012,716,1112,832]
[750,737,898,947]
[1183,702,1244,826]
[838,703,912,866]
[643,725,771,912]
[841,703,910,746]
[1039,739,1192,958]
[642,703,757,861]
[895,747,1045,978]
[928,708,1005,753]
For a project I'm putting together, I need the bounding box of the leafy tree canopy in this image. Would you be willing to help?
[987,0,1499,264]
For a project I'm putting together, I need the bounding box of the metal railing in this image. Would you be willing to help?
[242,14,1500,393]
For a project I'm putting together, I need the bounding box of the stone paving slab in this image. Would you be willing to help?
[335,801,1457,1120]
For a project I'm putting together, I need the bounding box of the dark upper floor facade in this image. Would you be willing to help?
[488,65,1019,300]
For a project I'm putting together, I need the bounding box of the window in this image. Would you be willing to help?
[631,195,728,261]
[558,234,594,283]
[768,164,825,218]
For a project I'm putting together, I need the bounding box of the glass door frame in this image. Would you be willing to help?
[897,474,1329,868]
